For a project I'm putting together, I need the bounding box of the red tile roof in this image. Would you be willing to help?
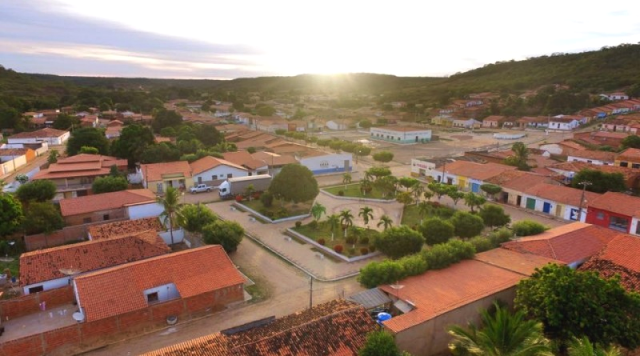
[223,151,268,170]
[588,192,640,218]
[141,161,192,182]
[189,156,247,175]
[143,300,376,356]
[485,171,552,192]
[380,259,525,332]
[618,148,640,161]
[523,183,601,206]
[579,234,640,292]
[8,128,68,139]
[20,230,169,286]
[568,150,616,162]
[59,189,156,217]
[33,154,127,180]
[501,223,618,264]
[444,161,517,181]
[74,245,244,322]
[88,217,164,240]
[473,248,562,276]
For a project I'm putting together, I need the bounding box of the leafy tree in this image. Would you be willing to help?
[480,183,502,200]
[396,191,414,206]
[23,202,64,235]
[92,176,128,194]
[202,220,244,253]
[260,191,273,207]
[447,189,465,206]
[505,142,530,171]
[359,330,402,356]
[52,114,79,130]
[398,177,419,191]
[568,336,622,356]
[178,203,217,233]
[479,204,511,228]
[0,194,23,237]
[571,169,626,193]
[160,127,177,137]
[417,201,432,218]
[377,215,393,230]
[269,164,319,203]
[464,192,487,213]
[111,124,155,165]
[423,191,434,202]
[376,176,398,198]
[327,214,340,241]
[157,186,182,245]
[358,259,406,289]
[448,302,552,356]
[16,180,56,203]
[339,209,354,238]
[66,128,110,156]
[358,119,372,129]
[451,211,484,238]
[428,182,450,200]
[374,225,424,259]
[411,184,425,201]
[359,206,374,227]
[140,142,181,163]
[516,264,640,348]
[360,178,373,196]
[311,202,326,221]
[342,172,352,189]
[419,218,455,245]
[366,167,392,181]
[244,184,255,201]
[256,104,276,116]
[247,147,256,154]
[79,146,99,155]
[47,149,59,164]
[372,150,394,163]
[15,174,29,184]
[151,109,182,132]
[621,134,640,149]
[511,220,547,236]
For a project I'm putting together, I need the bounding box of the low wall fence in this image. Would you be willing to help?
[285,228,380,263]
[232,203,310,224]
[0,286,74,320]
[319,188,396,203]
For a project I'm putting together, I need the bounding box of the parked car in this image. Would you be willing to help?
[189,184,212,194]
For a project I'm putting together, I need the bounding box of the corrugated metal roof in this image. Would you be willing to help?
[347,288,392,309]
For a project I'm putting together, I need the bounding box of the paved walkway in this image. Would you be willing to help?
[207,201,383,281]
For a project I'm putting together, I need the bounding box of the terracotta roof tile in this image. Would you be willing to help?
[485,171,551,191]
[8,128,67,139]
[223,151,268,170]
[88,217,165,240]
[444,161,517,181]
[144,300,376,356]
[501,223,618,264]
[568,150,616,162]
[523,183,601,206]
[141,161,192,182]
[473,248,562,276]
[579,234,640,292]
[618,148,640,160]
[190,156,247,175]
[33,154,127,180]
[74,246,244,322]
[20,230,169,286]
[588,192,640,217]
[59,189,156,216]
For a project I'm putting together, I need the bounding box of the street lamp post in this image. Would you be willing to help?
[577,181,592,222]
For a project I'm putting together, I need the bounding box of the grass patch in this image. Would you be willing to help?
[324,183,395,200]
[0,257,19,279]
[292,221,380,257]
[240,199,311,220]
[401,202,456,227]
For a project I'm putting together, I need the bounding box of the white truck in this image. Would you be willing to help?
[219,175,272,200]
[189,184,213,194]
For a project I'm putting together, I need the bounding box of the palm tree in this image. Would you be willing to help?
[511,142,529,170]
[418,201,432,219]
[412,184,425,202]
[311,202,326,221]
[448,302,552,356]
[327,214,340,241]
[360,179,373,196]
[342,172,352,190]
[339,209,354,238]
[359,206,374,228]
[157,186,183,245]
[377,215,393,230]
[568,337,621,356]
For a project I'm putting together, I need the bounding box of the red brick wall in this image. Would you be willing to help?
[24,217,128,250]
[0,283,245,356]
[64,208,126,227]
[0,286,74,319]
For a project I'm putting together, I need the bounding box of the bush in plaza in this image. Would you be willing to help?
[512,220,548,237]
[260,191,274,207]
[360,247,369,255]
[317,238,326,246]
[419,218,455,245]
[334,245,344,253]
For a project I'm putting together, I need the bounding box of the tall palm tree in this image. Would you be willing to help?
[359,206,374,228]
[339,209,354,238]
[511,142,529,169]
[418,201,432,219]
[157,186,183,245]
[327,214,340,241]
[568,337,621,356]
[342,172,352,190]
[377,215,393,230]
[311,202,326,221]
[448,303,552,356]
[412,184,425,202]
[360,179,373,196]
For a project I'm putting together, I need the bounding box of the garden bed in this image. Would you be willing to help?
[237,199,311,223]
[291,220,381,261]
[401,201,456,227]
[323,183,395,200]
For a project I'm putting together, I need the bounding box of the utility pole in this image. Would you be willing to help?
[577,181,592,222]
[309,276,313,309]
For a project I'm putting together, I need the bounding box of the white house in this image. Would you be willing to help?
[298,151,353,175]
[600,92,629,101]
[567,150,616,166]
[325,120,348,131]
[7,128,70,145]
[517,183,600,223]
[452,118,482,129]
[410,158,438,178]
[548,117,579,131]
[189,156,249,187]
[370,126,431,144]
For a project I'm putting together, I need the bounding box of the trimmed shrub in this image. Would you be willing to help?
[360,247,369,255]
[512,220,548,237]
[359,236,370,245]
[260,191,274,207]
[334,245,344,253]
[337,190,345,196]
[374,225,425,259]
[469,236,493,253]
[317,238,326,246]
[235,195,243,202]
[397,254,428,276]
[358,260,406,289]
[295,221,302,228]
[488,227,514,245]
[419,218,455,245]
[308,220,319,230]
[369,244,376,252]
[451,211,485,238]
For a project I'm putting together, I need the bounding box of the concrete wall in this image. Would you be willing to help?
[24,277,71,295]
[301,153,352,175]
[0,154,27,175]
[193,166,248,186]
[63,207,127,226]
[369,128,432,143]
[391,287,517,356]
[24,218,127,251]
[127,202,164,220]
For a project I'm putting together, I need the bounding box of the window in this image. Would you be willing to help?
[609,216,629,232]
[633,163,640,169]
[596,212,604,220]
[103,214,110,220]
[29,286,44,294]
[147,292,159,303]
[620,162,629,167]
[227,174,233,178]
[83,217,92,224]
[211,175,217,180]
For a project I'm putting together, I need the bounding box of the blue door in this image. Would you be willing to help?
[543,202,552,213]
[471,183,480,193]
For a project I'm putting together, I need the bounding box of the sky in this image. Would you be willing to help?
[1,0,640,80]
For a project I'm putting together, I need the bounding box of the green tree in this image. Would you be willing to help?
[151,109,182,132]
[52,114,79,130]
[160,127,177,137]
[376,176,398,198]
[447,188,465,206]
[311,202,326,221]
[428,182,450,201]
[411,184,425,201]
[448,302,552,356]
[511,220,547,236]
[419,218,455,245]
[47,149,59,164]
[505,142,530,171]
[377,214,393,230]
[91,176,128,194]
[479,204,511,228]
[571,169,626,193]
[464,192,487,213]
[178,203,217,233]
[451,211,484,238]
[359,330,402,356]
[339,209,354,238]
[342,172,352,190]
[374,225,424,259]
[202,220,244,253]
[15,174,29,184]
[16,180,57,203]
[157,186,182,245]
[621,135,640,149]
[417,201,432,218]
[372,150,394,163]
[516,264,640,348]
[358,119,372,129]
[256,104,276,116]
[79,146,99,154]
[66,127,110,156]
[568,336,622,356]
[396,191,414,206]
[480,183,503,200]
[244,184,255,201]
[398,177,419,191]
[140,142,181,163]
[268,164,319,203]
[327,214,340,241]
[358,259,406,289]
[247,146,256,154]
[22,202,64,235]
[423,191,434,202]
[111,124,155,165]
[366,167,392,181]
[0,194,23,237]
[359,206,374,227]
[360,178,373,196]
